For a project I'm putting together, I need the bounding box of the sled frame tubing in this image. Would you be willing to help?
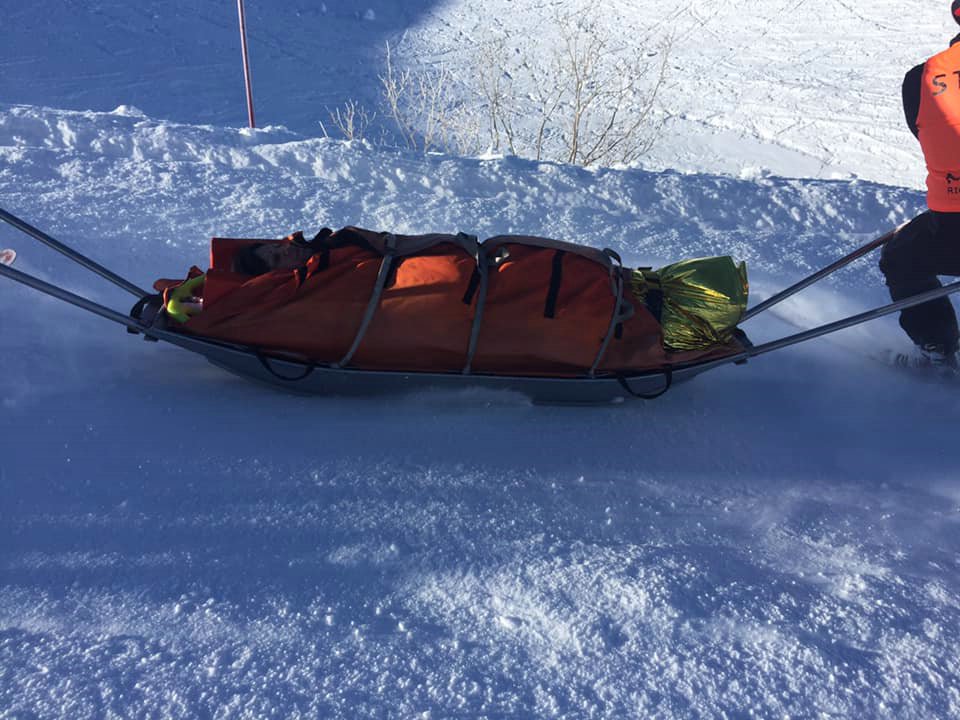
[742,225,901,321]
[677,277,960,377]
[0,206,150,297]
[5,255,960,381]
[2,212,958,397]
[0,261,150,332]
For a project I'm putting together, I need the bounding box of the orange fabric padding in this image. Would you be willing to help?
[350,247,478,371]
[471,243,614,374]
[202,269,247,308]
[170,229,743,377]
[918,43,960,211]
[186,243,383,363]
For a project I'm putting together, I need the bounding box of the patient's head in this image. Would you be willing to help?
[232,242,314,275]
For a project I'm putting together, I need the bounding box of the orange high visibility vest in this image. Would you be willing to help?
[918,43,960,211]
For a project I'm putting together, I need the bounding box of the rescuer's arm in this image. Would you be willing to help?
[902,63,924,139]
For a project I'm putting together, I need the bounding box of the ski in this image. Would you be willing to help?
[0,249,15,267]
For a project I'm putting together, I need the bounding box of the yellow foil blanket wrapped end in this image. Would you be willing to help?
[631,257,748,351]
[165,273,206,324]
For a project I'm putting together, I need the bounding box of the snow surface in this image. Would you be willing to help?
[3,0,956,186]
[1,2,960,718]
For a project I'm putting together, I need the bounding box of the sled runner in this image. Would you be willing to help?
[0,207,955,402]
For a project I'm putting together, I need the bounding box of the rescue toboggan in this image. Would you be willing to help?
[1,207,953,403]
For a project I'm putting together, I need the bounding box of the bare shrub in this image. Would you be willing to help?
[475,36,519,155]
[379,42,482,155]
[476,10,672,166]
[369,12,671,167]
[320,100,376,142]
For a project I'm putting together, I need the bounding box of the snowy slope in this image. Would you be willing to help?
[2,0,955,185]
[403,0,956,186]
[2,1,960,718]
[2,104,959,720]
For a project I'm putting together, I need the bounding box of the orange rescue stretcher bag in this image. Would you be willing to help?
[156,227,747,382]
[4,207,946,405]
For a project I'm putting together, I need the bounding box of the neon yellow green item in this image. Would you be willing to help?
[165,273,206,323]
[631,257,748,351]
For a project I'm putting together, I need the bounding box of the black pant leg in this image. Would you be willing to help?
[879,211,960,353]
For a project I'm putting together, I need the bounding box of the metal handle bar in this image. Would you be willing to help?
[742,225,901,322]
[746,277,960,358]
[0,207,150,297]
[0,261,148,332]
[681,276,960,378]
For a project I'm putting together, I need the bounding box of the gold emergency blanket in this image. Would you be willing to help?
[631,257,748,351]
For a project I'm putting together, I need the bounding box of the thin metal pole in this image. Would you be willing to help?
[0,207,150,297]
[742,225,901,322]
[668,278,960,376]
[0,261,149,332]
[237,0,256,128]
[747,278,960,358]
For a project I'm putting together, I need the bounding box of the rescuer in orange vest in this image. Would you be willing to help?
[879,1,960,370]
